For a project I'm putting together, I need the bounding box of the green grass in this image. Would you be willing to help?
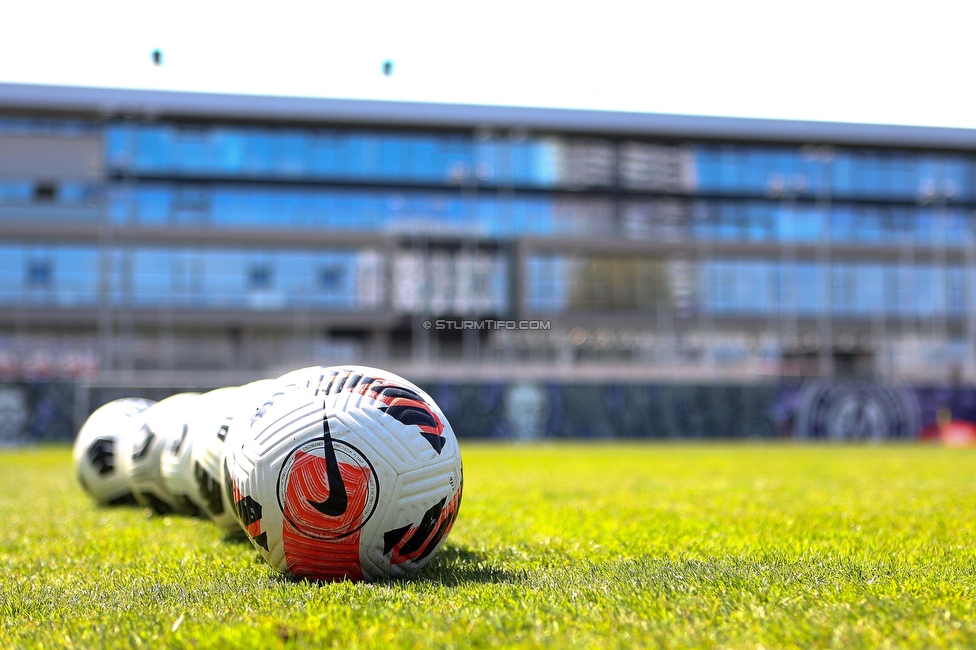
[2,443,976,649]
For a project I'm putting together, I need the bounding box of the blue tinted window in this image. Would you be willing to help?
[121,247,378,311]
[799,207,823,241]
[113,124,523,183]
[890,153,915,198]
[202,250,247,308]
[0,245,99,306]
[947,267,966,315]
[272,134,305,174]
[795,262,819,315]
[135,126,170,170]
[831,264,856,315]
[856,264,884,315]
[243,132,273,174]
[0,117,96,136]
[105,125,133,168]
[883,265,902,316]
[854,207,882,243]
[695,146,720,191]
[113,184,573,238]
[831,152,855,196]
[915,266,936,315]
[0,180,32,203]
[944,157,973,200]
[213,129,245,172]
[170,127,208,173]
[248,265,272,290]
[319,265,343,290]
[526,255,569,312]
[945,210,971,247]
[26,260,51,287]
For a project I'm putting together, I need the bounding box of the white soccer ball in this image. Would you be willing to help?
[119,392,201,514]
[188,380,277,535]
[161,387,240,518]
[73,398,156,505]
[225,366,463,582]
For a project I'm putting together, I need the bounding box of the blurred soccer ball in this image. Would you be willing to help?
[189,380,276,534]
[161,387,240,518]
[226,366,463,582]
[120,392,201,514]
[73,398,156,505]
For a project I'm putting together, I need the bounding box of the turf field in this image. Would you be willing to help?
[1,443,975,648]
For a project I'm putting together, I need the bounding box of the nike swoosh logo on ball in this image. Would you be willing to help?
[307,411,348,517]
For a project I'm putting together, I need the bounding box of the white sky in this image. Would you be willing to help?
[1,0,974,128]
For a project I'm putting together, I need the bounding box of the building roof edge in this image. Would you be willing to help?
[2,82,976,149]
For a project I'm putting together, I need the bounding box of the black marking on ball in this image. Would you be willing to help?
[194,461,223,515]
[400,497,445,556]
[383,524,412,555]
[306,409,348,517]
[235,494,263,527]
[86,437,115,476]
[132,425,155,461]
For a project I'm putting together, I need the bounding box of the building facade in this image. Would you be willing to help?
[1,83,975,389]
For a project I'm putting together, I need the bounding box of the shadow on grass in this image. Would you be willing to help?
[411,544,521,586]
[221,531,253,545]
[262,543,520,586]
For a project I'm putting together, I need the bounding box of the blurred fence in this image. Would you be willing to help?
[3,379,976,444]
[0,381,77,443]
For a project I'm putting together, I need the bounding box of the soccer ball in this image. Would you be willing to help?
[189,380,277,535]
[225,366,463,582]
[119,392,202,515]
[161,387,240,518]
[73,398,156,505]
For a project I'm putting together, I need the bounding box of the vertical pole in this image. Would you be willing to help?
[966,212,976,383]
[936,171,951,379]
[816,146,834,377]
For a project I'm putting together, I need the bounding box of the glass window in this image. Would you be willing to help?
[890,153,915,198]
[105,125,133,168]
[856,264,884,315]
[271,133,306,175]
[0,245,98,306]
[170,126,209,173]
[135,126,170,171]
[882,265,902,317]
[248,264,272,290]
[831,151,855,196]
[212,129,245,173]
[914,266,936,316]
[716,146,739,191]
[242,131,273,174]
[831,264,856,315]
[743,148,767,192]
[945,210,971,248]
[122,247,384,311]
[694,145,720,191]
[853,207,882,243]
[914,209,937,245]
[860,150,882,197]
[0,180,33,204]
[318,264,344,291]
[792,206,822,242]
[795,262,819,315]
[25,260,51,287]
[917,157,941,197]
[947,266,966,316]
